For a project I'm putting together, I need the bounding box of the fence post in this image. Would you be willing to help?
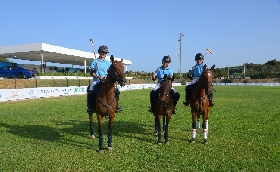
[35,77,38,88]
[65,77,68,87]
[77,76,80,87]
[51,77,55,87]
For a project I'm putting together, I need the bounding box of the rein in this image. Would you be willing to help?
[198,70,213,96]
[195,70,213,113]
[97,63,120,116]
[158,79,172,107]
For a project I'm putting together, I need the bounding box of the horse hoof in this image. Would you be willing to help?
[190,140,195,144]
[98,149,104,154]
[108,147,113,151]
[91,135,95,140]
[153,131,158,136]
[204,141,208,145]
[157,142,162,145]
[165,141,169,144]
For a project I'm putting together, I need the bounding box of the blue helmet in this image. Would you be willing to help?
[195,53,204,61]
[162,55,171,63]
[98,45,109,53]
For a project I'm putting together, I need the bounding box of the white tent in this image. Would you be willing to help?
[0,43,132,73]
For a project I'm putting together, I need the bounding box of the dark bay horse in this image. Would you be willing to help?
[189,64,215,145]
[154,75,174,144]
[88,56,126,153]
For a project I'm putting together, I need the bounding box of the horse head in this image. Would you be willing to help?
[109,55,126,87]
[199,64,215,96]
[158,74,173,105]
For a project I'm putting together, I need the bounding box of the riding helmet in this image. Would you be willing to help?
[195,53,204,61]
[98,45,109,53]
[162,55,171,63]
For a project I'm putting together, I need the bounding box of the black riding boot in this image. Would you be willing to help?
[172,91,180,114]
[183,86,190,106]
[149,90,156,113]
[208,92,214,107]
[115,88,122,112]
[87,89,95,113]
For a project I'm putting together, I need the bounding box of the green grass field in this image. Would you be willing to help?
[1,86,280,171]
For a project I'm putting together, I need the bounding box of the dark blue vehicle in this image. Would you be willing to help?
[0,66,35,79]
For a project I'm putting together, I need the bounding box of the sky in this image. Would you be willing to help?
[1,0,280,72]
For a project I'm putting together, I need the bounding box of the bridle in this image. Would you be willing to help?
[107,62,125,86]
[198,69,213,97]
[158,79,172,106]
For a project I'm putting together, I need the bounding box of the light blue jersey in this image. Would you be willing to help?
[192,63,204,78]
[89,58,111,82]
[156,66,173,84]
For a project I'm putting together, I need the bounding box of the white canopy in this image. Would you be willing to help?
[0,43,132,70]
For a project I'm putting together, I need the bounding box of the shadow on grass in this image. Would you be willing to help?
[51,119,154,143]
[0,122,61,141]
[0,117,155,149]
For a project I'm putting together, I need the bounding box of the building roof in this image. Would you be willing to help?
[0,43,132,67]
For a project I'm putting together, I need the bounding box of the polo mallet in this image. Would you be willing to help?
[89,38,101,79]
[89,38,97,59]
[204,48,213,57]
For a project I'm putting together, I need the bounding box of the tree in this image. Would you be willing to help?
[0,56,10,62]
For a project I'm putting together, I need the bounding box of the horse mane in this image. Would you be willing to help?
[161,74,174,83]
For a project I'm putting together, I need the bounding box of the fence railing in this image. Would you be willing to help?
[0,78,92,89]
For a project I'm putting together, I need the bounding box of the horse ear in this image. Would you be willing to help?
[203,64,207,70]
[171,76,174,82]
[211,64,215,70]
[121,58,123,63]
[110,55,114,63]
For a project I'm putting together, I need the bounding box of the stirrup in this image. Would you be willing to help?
[183,101,189,106]
[87,108,94,113]
[208,102,214,107]
[116,105,122,113]
[148,107,154,113]
[172,108,177,114]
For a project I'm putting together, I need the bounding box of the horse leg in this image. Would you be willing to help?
[89,114,95,139]
[107,115,115,151]
[196,116,200,131]
[97,114,104,153]
[164,115,171,144]
[190,112,197,144]
[162,115,165,132]
[202,113,209,145]
[154,115,158,135]
[156,115,162,145]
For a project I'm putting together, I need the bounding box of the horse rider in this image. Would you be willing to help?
[149,55,180,114]
[183,53,214,107]
[86,45,122,113]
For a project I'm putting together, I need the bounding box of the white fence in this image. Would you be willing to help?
[0,83,181,102]
[0,82,279,102]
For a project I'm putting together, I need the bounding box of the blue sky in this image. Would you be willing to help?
[1,0,280,72]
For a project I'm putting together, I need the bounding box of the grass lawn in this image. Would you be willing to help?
[0,86,280,171]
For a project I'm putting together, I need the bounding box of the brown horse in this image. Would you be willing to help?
[88,56,126,153]
[154,75,174,144]
[189,64,215,145]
